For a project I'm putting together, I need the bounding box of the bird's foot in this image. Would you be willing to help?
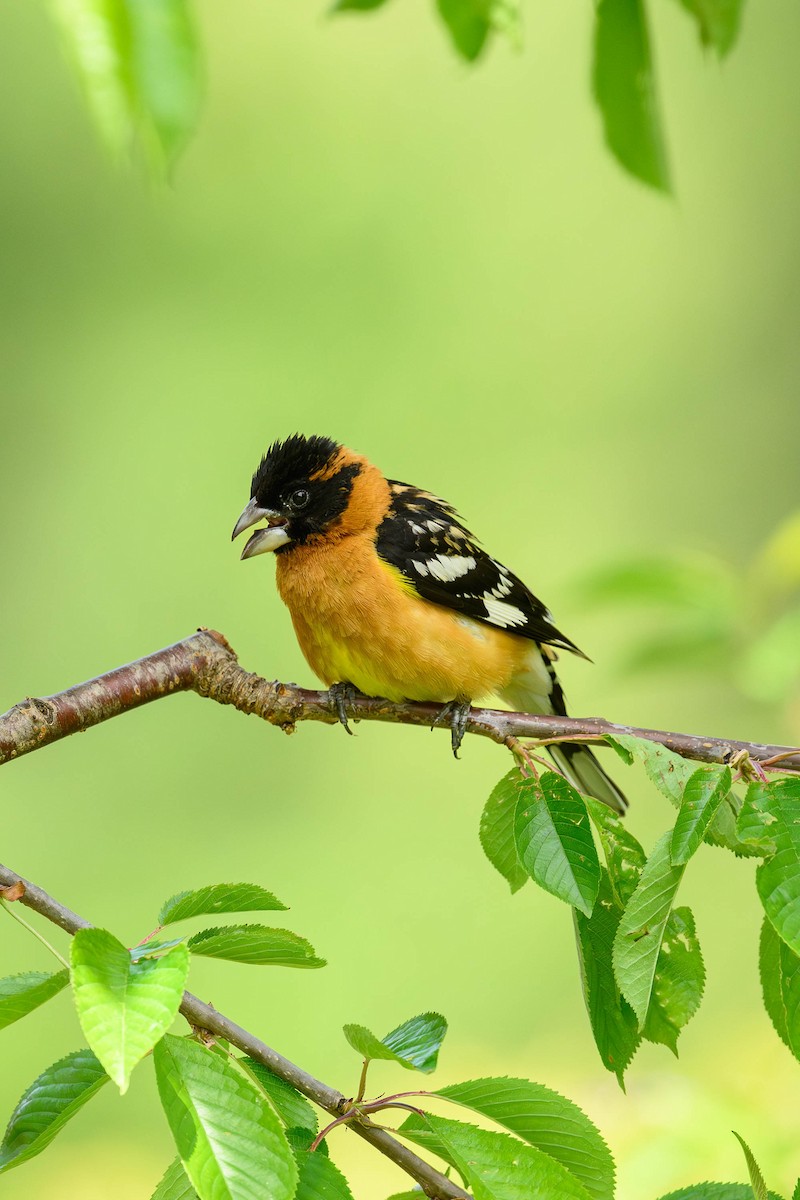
[432,698,472,758]
[328,682,362,735]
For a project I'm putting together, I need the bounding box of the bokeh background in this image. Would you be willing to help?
[2,1,800,1196]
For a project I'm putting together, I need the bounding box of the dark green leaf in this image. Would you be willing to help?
[294,1146,355,1199]
[435,1077,614,1200]
[754,779,800,954]
[592,0,670,191]
[436,0,493,61]
[154,1034,297,1200]
[159,883,287,926]
[514,773,601,916]
[0,971,69,1032]
[574,871,641,1085]
[671,766,732,864]
[71,928,189,1092]
[285,1128,327,1155]
[658,1188,783,1200]
[331,0,391,9]
[480,770,528,894]
[400,1113,592,1198]
[759,916,800,1061]
[151,1158,199,1200]
[123,0,201,168]
[585,796,646,906]
[642,907,705,1053]
[732,1132,768,1200]
[242,1059,318,1132]
[673,0,745,57]
[188,925,325,968]
[343,1012,447,1073]
[0,1049,109,1173]
[738,782,778,855]
[613,832,686,1027]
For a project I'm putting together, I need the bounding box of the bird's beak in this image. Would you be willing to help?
[231,498,292,559]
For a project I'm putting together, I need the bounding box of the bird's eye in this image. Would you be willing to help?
[289,488,310,509]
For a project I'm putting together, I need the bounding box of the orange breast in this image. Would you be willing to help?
[275,535,533,704]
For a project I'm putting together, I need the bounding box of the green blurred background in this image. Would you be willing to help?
[2,1,800,1196]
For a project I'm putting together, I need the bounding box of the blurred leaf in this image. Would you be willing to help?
[343,1012,447,1073]
[154,1035,297,1200]
[435,0,520,62]
[400,1113,593,1198]
[622,626,732,677]
[738,606,800,703]
[331,0,392,9]
[188,925,325,968]
[241,1059,318,1132]
[294,1146,355,1199]
[71,929,188,1092]
[672,0,745,56]
[514,772,600,916]
[435,1077,614,1200]
[574,871,641,1085]
[793,1181,800,1200]
[613,832,686,1027]
[159,883,287,926]
[642,907,705,1053]
[732,1132,768,1200]
[574,556,735,613]
[0,1049,109,1173]
[754,778,800,954]
[671,766,732,864]
[593,0,670,190]
[151,1158,199,1199]
[123,0,201,169]
[0,970,69,1031]
[754,510,800,599]
[759,916,800,1062]
[585,796,646,906]
[480,770,528,894]
[51,0,135,160]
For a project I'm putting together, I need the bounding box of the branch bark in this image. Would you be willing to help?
[1,628,798,774]
[0,863,470,1200]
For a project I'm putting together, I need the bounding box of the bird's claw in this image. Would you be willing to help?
[328,682,360,735]
[432,698,472,758]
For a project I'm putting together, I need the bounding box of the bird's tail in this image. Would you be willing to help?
[548,742,627,815]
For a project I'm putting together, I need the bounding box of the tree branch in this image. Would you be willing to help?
[0,863,470,1200]
[1,628,797,774]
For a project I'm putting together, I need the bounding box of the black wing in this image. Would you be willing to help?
[376,482,586,656]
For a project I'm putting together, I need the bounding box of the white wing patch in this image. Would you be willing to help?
[483,596,528,628]
[426,554,477,583]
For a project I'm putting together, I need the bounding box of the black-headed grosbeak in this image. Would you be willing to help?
[232,434,625,813]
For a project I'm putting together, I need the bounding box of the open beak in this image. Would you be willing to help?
[231,498,292,559]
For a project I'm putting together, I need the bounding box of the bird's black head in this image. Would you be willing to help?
[232,434,364,558]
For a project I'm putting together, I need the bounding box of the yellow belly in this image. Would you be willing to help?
[275,535,538,704]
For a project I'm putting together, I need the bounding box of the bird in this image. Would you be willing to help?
[232,433,626,813]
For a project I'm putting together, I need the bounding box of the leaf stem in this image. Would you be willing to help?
[356,1057,370,1103]
[1,899,70,969]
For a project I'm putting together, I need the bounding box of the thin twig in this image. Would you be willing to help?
[0,863,469,1200]
[0,629,797,775]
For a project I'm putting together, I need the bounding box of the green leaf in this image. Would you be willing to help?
[159,883,287,926]
[331,0,392,10]
[0,971,69,1032]
[585,795,646,906]
[435,1077,614,1200]
[759,916,800,1062]
[51,0,135,160]
[435,0,520,62]
[574,871,641,1085]
[154,1034,298,1200]
[737,783,778,855]
[294,1147,355,1199]
[188,925,325,968]
[671,766,732,865]
[673,0,745,56]
[514,773,601,916]
[574,556,735,613]
[241,1059,318,1132]
[123,0,201,169]
[732,1132,768,1200]
[71,928,189,1092]
[592,0,670,191]
[793,1181,800,1200]
[131,936,188,961]
[607,735,693,804]
[400,1113,593,1199]
[151,1158,199,1200]
[613,832,686,1027]
[0,1048,109,1173]
[343,1012,447,1073]
[480,770,528,894]
[754,779,800,954]
[658,1188,783,1200]
[642,907,705,1053]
